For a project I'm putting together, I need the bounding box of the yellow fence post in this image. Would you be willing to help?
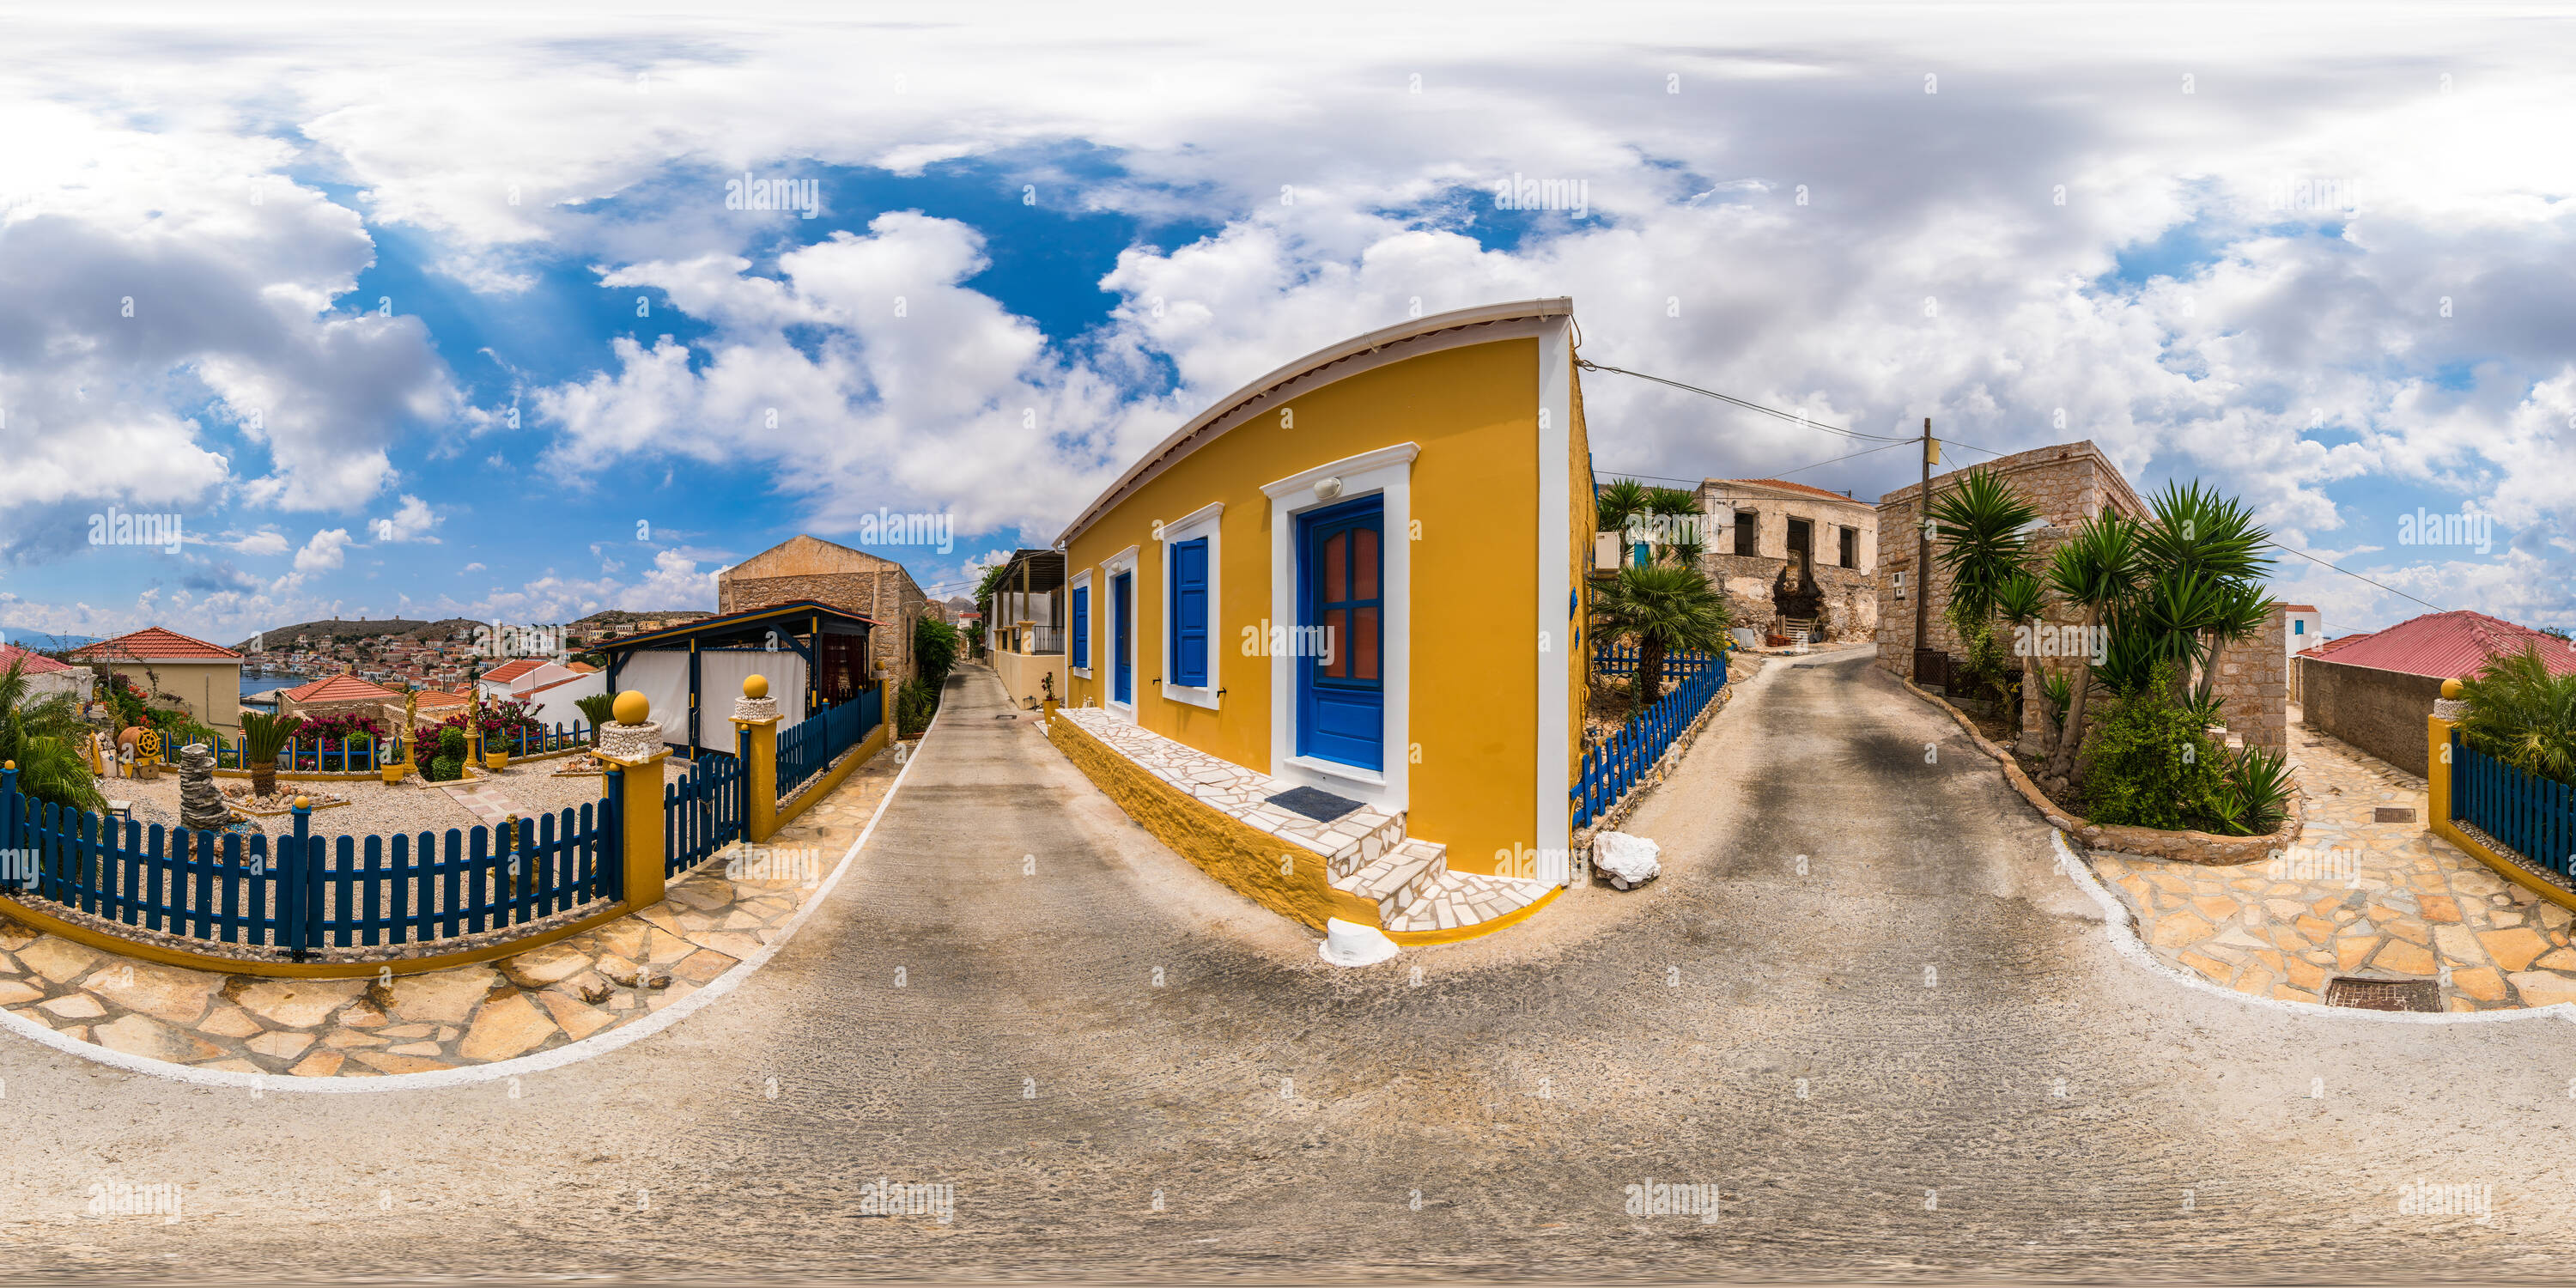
[598,690,671,910]
[734,674,781,843]
[2427,678,2462,829]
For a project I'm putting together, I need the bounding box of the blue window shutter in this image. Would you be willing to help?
[1171,538,1208,686]
[2293,619,2304,635]
[1072,587,1090,668]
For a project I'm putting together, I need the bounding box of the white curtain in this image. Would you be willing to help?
[615,652,696,750]
[698,650,810,735]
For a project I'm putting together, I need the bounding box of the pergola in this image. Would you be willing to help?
[595,600,877,757]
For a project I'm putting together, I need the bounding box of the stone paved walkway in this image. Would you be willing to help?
[0,750,898,1077]
[2088,711,2576,1011]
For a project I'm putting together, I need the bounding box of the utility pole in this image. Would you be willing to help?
[1913,416,1935,683]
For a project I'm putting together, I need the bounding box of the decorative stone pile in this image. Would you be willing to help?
[177,744,232,833]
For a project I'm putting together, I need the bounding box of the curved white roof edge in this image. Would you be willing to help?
[1053,297,1574,548]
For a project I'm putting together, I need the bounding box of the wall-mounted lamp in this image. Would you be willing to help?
[1313,477,1345,501]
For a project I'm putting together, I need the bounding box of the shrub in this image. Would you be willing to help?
[427,754,462,783]
[439,726,469,763]
[896,678,939,737]
[2205,744,2295,836]
[2458,645,2576,787]
[2081,664,2227,832]
[914,616,961,686]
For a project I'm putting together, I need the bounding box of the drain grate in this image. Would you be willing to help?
[2373,806,2415,823]
[2324,975,2442,1012]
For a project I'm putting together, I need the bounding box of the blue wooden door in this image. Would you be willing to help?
[1297,497,1384,770]
[1111,571,1133,704]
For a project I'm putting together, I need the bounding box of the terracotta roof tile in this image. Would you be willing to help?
[282,673,399,703]
[71,626,243,662]
[480,659,544,683]
[0,644,75,675]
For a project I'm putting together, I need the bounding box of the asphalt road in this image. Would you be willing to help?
[4,650,2573,1284]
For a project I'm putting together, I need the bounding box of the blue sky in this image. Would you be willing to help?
[1,3,2570,647]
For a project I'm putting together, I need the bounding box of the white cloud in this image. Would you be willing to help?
[372,494,443,544]
[293,527,353,574]
[227,529,292,556]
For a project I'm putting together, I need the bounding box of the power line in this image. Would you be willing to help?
[1595,439,1911,496]
[2266,542,2452,616]
[1575,359,1912,442]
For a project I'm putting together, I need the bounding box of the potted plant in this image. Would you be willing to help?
[483,716,511,770]
[238,711,303,801]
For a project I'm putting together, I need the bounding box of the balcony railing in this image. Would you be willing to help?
[1000,627,1066,656]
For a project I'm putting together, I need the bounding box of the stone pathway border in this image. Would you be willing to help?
[2057,829,2576,1026]
[0,698,948,1093]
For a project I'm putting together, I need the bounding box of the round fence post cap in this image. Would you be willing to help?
[293,795,311,811]
[2440,678,2464,700]
[613,690,650,724]
[744,674,769,700]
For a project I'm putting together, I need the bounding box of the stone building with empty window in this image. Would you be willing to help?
[1691,478,1878,642]
[717,534,930,681]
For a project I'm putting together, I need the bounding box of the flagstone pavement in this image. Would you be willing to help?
[0,750,899,1077]
[2087,710,2576,1012]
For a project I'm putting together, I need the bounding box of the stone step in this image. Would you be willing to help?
[1332,837,1446,919]
[1380,868,1555,935]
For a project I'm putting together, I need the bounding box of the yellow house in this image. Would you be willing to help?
[1048,299,1595,944]
[70,626,247,733]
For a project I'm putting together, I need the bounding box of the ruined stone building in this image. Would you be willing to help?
[717,534,931,681]
[1691,478,1878,641]
[1872,439,2285,751]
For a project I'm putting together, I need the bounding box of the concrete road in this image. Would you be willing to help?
[3,652,2572,1283]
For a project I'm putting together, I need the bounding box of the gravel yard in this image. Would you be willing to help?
[94,754,688,841]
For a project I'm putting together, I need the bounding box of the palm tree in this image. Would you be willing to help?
[575,692,618,737]
[1990,569,2048,734]
[2040,513,2142,788]
[1595,478,1651,546]
[2458,646,2576,785]
[2138,481,2275,702]
[239,710,304,799]
[1644,487,1706,566]
[1929,468,2044,629]
[0,655,107,814]
[1591,563,1735,705]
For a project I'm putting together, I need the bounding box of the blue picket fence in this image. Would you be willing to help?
[0,767,614,955]
[1572,662,1728,829]
[1593,647,1724,680]
[775,688,884,805]
[665,752,747,878]
[2451,732,2576,881]
[200,722,596,774]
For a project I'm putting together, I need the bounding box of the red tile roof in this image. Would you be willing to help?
[520,675,592,697]
[0,644,75,675]
[72,627,243,662]
[411,690,472,710]
[2308,611,2576,680]
[565,661,600,673]
[1713,477,1863,503]
[2281,604,2320,613]
[480,659,545,684]
[282,673,399,703]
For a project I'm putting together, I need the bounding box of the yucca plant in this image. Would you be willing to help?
[575,692,618,736]
[1929,468,2044,629]
[238,710,304,799]
[2040,513,2142,788]
[2203,744,2295,836]
[0,656,108,814]
[2458,646,2576,787]
[1590,562,1735,705]
[1595,478,1651,543]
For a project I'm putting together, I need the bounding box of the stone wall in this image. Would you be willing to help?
[720,568,928,682]
[1691,482,1878,641]
[2301,657,2444,775]
[2211,606,2288,750]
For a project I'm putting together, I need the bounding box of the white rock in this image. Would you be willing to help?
[1318,918,1400,967]
[1594,830,1662,889]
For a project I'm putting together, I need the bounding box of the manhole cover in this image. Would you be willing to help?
[2324,976,2441,1012]
[2373,806,2415,823]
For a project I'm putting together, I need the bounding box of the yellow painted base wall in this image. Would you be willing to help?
[1048,715,1381,932]
[992,650,1068,714]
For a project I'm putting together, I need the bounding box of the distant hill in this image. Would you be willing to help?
[0,627,102,653]
[568,610,714,629]
[229,617,485,652]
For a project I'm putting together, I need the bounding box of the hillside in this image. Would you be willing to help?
[229,617,484,652]
[568,609,714,628]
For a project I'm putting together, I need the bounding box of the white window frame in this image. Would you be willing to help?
[1259,442,1416,816]
[1102,544,1141,720]
[1157,501,1224,711]
[1068,567,1095,681]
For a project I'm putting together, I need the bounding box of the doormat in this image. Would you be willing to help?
[1267,786,1364,823]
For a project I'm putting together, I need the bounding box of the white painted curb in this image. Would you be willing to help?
[2055,831,2576,1026]
[0,695,953,1093]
